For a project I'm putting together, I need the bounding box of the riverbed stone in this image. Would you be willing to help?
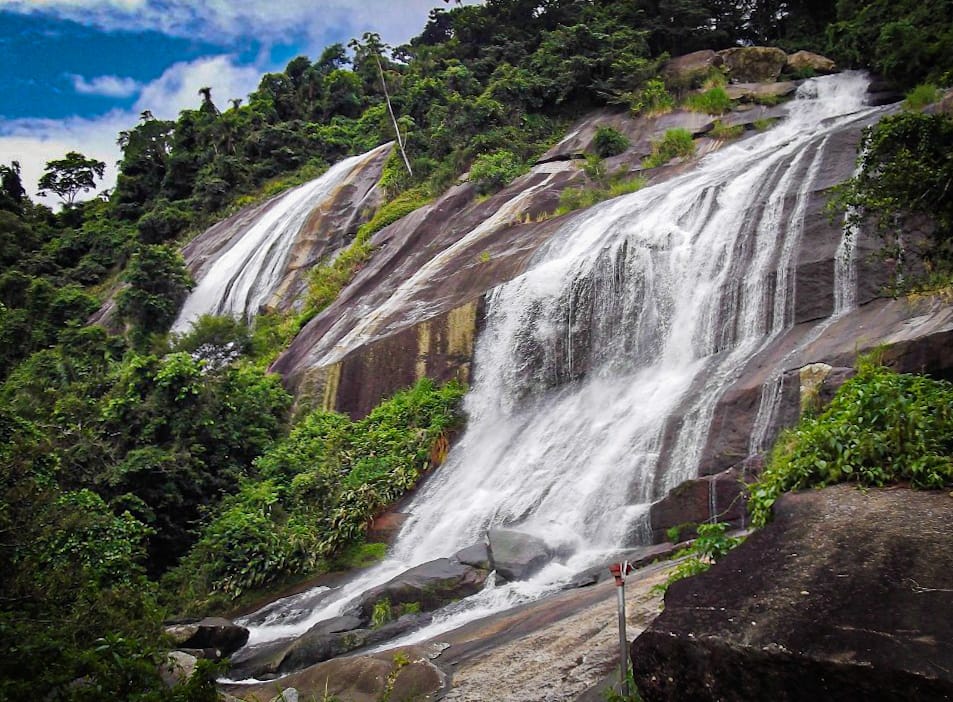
[631,485,953,701]
[487,528,555,581]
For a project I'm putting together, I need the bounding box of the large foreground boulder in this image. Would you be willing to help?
[631,485,953,701]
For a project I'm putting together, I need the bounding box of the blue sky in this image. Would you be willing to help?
[0,0,465,203]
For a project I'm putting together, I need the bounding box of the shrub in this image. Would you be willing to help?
[710,120,745,140]
[469,150,527,195]
[642,128,695,169]
[684,87,733,115]
[654,522,742,593]
[749,359,953,526]
[904,83,941,111]
[630,78,675,116]
[593,126,630,158]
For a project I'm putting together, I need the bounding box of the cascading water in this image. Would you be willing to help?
[172,142,392,334]
[237,73,885,656]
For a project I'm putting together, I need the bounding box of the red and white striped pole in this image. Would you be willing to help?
[609,561,634,696]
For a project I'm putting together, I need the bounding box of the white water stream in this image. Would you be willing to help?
[172,143,391,334]
[235,73,884,658]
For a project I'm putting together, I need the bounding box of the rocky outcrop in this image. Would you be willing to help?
[486,529,556,581]
[163,617,249,659]
[718,47,789,83]
[631,485,953,701]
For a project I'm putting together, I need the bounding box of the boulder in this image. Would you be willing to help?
[356,558,488,621]
[163,617,249,659]
[486,529,555,581]
[724,81,797,102]
[452,541,491,570]
[269,689,298,702]
[785,50,836,75]
[159,651,198,688]
[718,47,789,83]
[631,485,953,701]
[225,647,445,702]
[661,50,724,89]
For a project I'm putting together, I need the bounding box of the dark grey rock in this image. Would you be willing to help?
[632,485,953,701]
[163,616,249,659]
[356,558,488,621]
[486,529,555,581]
[452,542,491,570]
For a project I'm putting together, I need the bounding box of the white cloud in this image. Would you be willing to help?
[0,113,127,207]
[0,1,479,49]
[69,73,142,98]
[133,55,262,120]
[0,54,264,205]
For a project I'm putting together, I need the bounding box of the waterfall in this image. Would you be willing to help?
[172,143,391,334]
[239,73,884,650]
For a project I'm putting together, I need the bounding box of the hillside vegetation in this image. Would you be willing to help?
[1,0,952,698]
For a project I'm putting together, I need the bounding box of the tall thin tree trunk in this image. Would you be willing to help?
[376,57,413,177]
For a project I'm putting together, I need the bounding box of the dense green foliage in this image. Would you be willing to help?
[749,360,953,526]
[835,111,953,284]
[167,378,465,608]
[826,0,953,89]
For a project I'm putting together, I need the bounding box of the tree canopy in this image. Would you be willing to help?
[37,151,106,208]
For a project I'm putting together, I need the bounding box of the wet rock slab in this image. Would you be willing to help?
[631,485,953,701]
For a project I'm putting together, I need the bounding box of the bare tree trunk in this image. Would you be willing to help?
[376,57,413,177]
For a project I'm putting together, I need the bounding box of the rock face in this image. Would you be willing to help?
[718,47,789,83]
[486,529,555,581]
[631,485,953,701]
[163,617,249,659]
